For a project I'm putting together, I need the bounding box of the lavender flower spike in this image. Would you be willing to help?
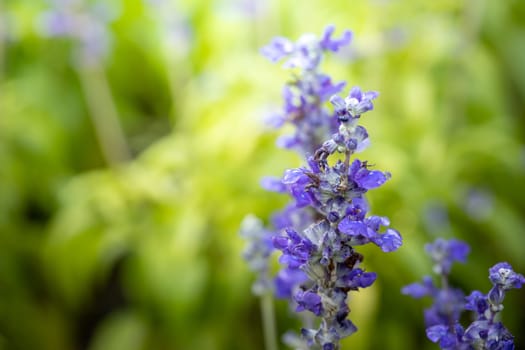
[245,26,401,350]
[271,85,401,348]
[261,26,352,155]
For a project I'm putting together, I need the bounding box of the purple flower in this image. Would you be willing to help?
[426,324,460,349]
[372,228,403,252]
[260,26,354,156]
[275,268,308,299]
[316,74,347,102]
[338,214,401,252]
[260,37,294,62]
[464,321,514,348]
[401,276,436,298]
[425,238,470,275]
[348,159,390,190]
[261,25,353,71]
[465,290,489,315]
[488,262,525,291]
[273,228,316,268]
[425,288,465,327]
[295,290,323,316]
[353,168,389,190]
[319,25,353,52]
[271,204,313,231]
[260,176,286,193]
[330,87,379,121]
[337,267,377,289]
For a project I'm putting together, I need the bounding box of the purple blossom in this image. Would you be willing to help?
[426,324,462,349]
[261,26,352,155]
[271,204,313,232]
[463,321,514,349]
[273,228,318,269]
[261,25,352,71]
[425,325,449,345]
[260,37,294,63]
[350,159,390,190]
[338,215,402,252]
[401,275,436,299]
[319,25,353,52]
[317,74,347,102]
[337,267,377,289]
[330,87,378,121]
[425,238,470,275]
[488,262,525,291]
[372,228,403,252]
[423,288,465,327]
[465,290,489,315]
[295,290,323,316]
[261,176,287,193]
[275,268,308,299]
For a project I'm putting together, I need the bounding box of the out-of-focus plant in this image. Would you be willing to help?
[38,0,130,165]
[141,0,193,121]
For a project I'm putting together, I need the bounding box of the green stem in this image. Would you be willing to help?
[165,54,189,129]
[260,293,279,350]
[77,63,131,166]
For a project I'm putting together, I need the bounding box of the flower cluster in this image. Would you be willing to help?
[271,107,401,348]
[242,26,402,349]
[263,27,401,349]
[243,25,354,297]
[403,238,525,349]
[261,25,351,155]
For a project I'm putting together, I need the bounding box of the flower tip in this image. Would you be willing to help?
[320,25,353,52]
[323,24,335,36]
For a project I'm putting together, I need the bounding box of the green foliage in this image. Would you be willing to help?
[0,0,524,349]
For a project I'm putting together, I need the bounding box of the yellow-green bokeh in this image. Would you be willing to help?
[0,0,524,349]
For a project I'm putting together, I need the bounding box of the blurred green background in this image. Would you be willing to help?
[1,0,524,349]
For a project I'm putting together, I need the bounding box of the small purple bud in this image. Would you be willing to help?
[260,36,294,62]
[401,276,435,298]
[261,176,286,192]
